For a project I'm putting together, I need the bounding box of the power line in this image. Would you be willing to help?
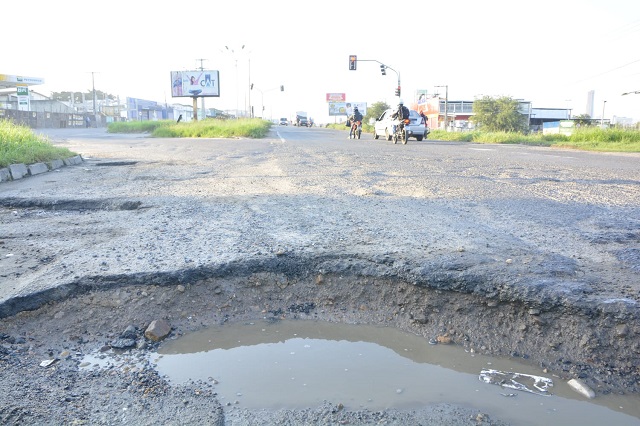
[573,57,640,84]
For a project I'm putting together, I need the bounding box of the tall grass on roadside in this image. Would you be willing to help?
[107,120,166,134]
[108,118,272,139]
[0,120,76,168]
[558,127,640,152]
[428,128,640,152]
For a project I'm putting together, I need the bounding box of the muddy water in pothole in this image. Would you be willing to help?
[151,320,640,426]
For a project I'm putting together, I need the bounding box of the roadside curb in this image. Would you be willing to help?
[0,155,84,183]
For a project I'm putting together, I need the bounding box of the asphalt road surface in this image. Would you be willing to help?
[1,125,640,424]
[2,125,638,305]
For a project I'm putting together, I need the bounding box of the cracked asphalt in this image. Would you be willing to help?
[0,126,639,424]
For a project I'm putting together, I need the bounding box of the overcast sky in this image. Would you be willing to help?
[5,0,640,123]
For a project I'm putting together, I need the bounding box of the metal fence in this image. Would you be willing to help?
[0,109,92,128]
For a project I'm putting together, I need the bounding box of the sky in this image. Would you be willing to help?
[4,0,640,124]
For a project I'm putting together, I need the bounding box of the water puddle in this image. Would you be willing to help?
[151,319,640,425]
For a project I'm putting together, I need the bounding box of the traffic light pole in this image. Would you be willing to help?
[381,64,401,98]
[349,56,401,98]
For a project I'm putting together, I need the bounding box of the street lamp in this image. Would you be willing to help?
[435,85,448,131]
[225,45,246,117]
[601,100,607,127]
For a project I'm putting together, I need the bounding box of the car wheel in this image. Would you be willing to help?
[373,129,379,140]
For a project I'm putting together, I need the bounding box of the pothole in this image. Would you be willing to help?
[2,270,640,425]
[0,197,143,211]
[148,319,640,424]
[94,161,138,167]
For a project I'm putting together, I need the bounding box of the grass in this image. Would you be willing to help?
[2,118,637,170]
[327,122,640,152]
[108,118,272,139]
[0,120,77,169]
[428,128,640,152]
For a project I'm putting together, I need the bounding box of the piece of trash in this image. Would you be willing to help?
[500,393,518,397]
[479,369,553,396]
[567,378,595,399]
[39,359,58,368]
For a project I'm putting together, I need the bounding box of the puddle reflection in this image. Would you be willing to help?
[151,319,640,425]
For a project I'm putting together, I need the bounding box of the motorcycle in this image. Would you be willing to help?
[350,120,362,139]
[392,118,410,144]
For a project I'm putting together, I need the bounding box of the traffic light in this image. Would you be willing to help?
[380,65,386,76]
[395,86,401,97]
[349,55,357,71]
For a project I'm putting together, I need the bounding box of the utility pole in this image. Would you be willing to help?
[88,71,100,126]
[91,72,96,116]
[435,85,448,130]
[196,58,207,119]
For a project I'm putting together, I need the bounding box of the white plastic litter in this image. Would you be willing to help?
[567,378,596,399]
[479,369,553,396]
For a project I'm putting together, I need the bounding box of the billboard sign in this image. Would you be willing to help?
[17,85,29,111]
[171,70,220,97]
[416,90,428,106]
[345,102,367,117]
[326,93,346,102]
[329,102,367,117]
[329,102,347,116]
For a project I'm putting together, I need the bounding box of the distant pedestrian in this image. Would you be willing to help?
[85,116,90,128]
[177,114,183,123]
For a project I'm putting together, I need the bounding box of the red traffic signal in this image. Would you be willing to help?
[349,55,357,71]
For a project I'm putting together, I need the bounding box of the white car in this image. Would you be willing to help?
[373,108,429,141]
[278,118,288,126]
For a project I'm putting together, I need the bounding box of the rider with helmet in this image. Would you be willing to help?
[391,99,410,135]
[348,106,364,139]
[391,99,410,121]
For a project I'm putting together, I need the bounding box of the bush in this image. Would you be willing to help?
[0,120,76,168]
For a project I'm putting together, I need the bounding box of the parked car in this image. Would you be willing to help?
[373,109,429,141]
[279,118,288,126]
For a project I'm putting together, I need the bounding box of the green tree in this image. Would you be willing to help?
[573,114,592,127]
[471,96,528,132]
[365,101,391,124]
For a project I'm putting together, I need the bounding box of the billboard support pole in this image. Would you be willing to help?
[192,97,198,121]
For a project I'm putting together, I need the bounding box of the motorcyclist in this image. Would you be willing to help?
[391,99,410,135]
[348,106,363,139]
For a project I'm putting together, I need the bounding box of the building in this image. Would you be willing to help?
[413,97,572,132]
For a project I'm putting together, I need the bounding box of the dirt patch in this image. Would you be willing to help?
[1,268,637,425]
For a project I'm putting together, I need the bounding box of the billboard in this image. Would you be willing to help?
[329,102,348,116]
[171,70,220,97]
[329,102,367,117]
[326,93,346,102]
